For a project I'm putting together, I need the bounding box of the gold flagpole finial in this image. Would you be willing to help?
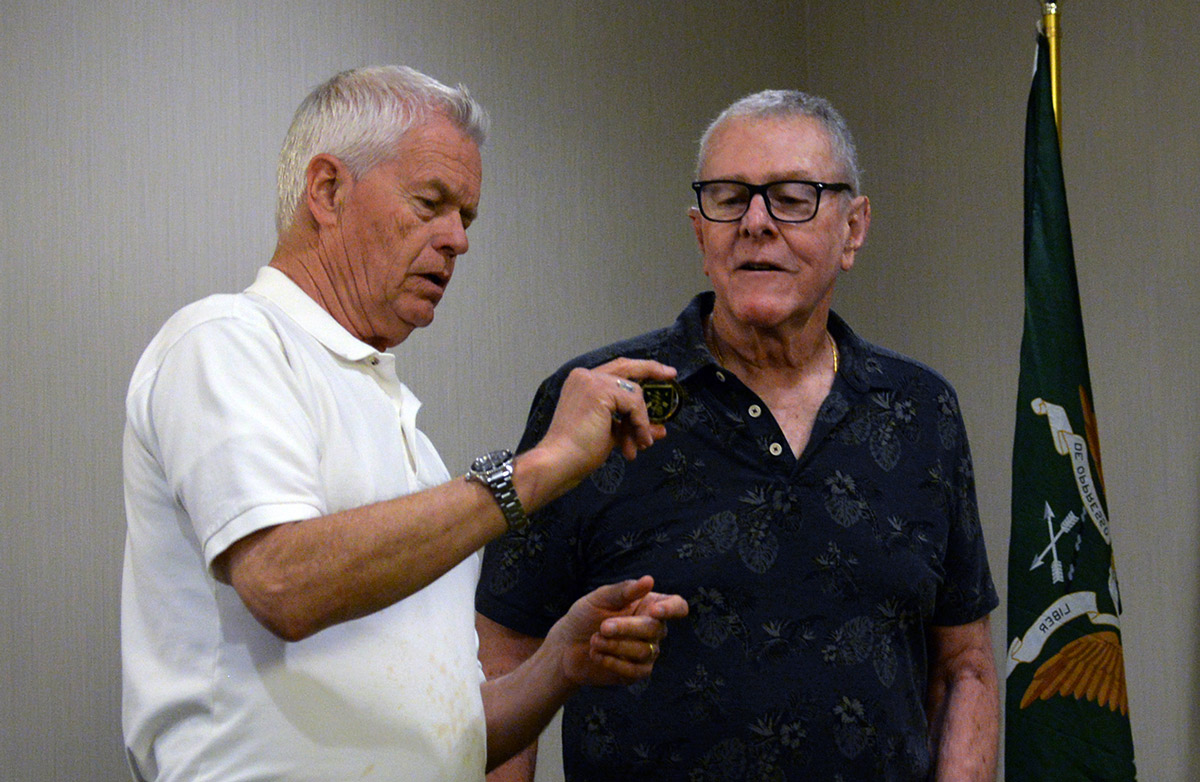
[1042,2,1062,145]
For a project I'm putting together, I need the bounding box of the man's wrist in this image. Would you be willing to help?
[466,450,529,532]
[513,443,587,513]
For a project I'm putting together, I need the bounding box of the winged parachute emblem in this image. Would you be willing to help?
[1020,630,1128,715]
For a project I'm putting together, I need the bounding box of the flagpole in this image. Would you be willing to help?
[1042,2,1062,143]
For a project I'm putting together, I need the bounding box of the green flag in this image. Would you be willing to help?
[1005,32,1137,780]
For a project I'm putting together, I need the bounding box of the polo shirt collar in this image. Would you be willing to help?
[246,266,383,363]
[826,310,878,394]
[671,292,720,384]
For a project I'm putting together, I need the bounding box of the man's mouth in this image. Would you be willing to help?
[420,271,451,289]
[737,260,786,272]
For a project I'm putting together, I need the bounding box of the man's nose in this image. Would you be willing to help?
[740,192,776,234]
[438,212,470,257]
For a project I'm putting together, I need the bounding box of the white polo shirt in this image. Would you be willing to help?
[121,266,486,781]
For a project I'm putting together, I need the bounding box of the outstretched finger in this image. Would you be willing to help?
[636,592,690,621]
[588,575,655,616]
[594,358,677,384]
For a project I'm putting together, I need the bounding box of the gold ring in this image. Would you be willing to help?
[648,642,658,657]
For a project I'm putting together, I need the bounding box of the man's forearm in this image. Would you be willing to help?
[219,431,613,641]
[930,669,999,780]
[220,475,511,640]
[926,619,1000,781]
[486,743,538,782]
[481,644,576,772]
[478,614,545,779]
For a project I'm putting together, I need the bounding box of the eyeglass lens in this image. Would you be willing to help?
[698,181,822,222]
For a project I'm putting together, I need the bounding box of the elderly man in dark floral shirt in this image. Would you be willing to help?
[477,89,999,782]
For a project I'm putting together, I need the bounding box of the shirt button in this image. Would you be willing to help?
[715,371,726,382]
[748,404,762,418]
[368,356,380,366]
[768,442,783,456]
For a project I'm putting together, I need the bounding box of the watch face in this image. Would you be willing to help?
[474,449,512,472]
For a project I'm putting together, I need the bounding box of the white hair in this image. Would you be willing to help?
[695,89,862,193]
[274,65,489,235]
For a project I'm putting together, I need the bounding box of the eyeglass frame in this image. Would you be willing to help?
[690,179,854,224]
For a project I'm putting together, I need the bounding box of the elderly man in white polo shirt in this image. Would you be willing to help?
[120,65,685,782]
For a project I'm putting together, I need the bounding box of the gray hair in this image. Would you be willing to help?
[695,90,862,193]
[275,65,490,235]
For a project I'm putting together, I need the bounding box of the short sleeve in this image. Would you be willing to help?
[930,392,999,626]
[145,315,325,565]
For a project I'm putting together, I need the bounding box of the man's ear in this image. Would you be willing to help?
[840,195,871,272]
[305,154,349,228]
[689,207,714,278]
[689,206,706,252]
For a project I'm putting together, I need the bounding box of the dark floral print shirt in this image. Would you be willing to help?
[478,293,998,781]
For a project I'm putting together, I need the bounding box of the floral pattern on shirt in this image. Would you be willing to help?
[478,293,997,781]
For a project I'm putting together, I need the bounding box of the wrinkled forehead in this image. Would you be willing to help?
[700,116,838,180]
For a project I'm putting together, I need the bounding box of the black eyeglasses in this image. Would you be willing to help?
[691,179,853,223]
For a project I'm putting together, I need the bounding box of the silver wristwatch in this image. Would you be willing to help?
[466,449,529,532]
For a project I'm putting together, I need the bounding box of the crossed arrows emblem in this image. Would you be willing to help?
[1029,502,1080,584]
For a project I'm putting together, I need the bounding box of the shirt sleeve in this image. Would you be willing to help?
[146,314,325,566]
[930,389,999,626]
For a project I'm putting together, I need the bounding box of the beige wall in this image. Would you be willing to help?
[2,2,1196,779]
